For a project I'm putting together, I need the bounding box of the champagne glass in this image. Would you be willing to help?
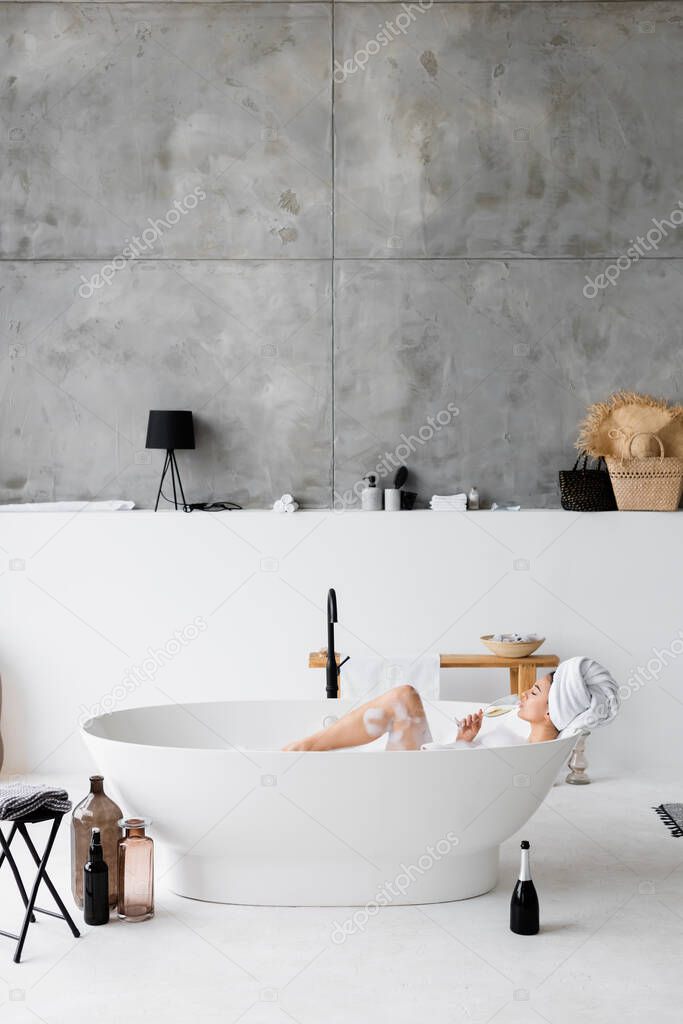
[483,693,520,718]
[452,693,519,728]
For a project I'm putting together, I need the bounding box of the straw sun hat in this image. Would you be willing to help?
[577,392,683,459]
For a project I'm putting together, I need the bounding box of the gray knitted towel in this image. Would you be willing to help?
[0,783,72,820]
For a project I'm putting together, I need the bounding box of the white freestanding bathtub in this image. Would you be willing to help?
[81,700,577,906]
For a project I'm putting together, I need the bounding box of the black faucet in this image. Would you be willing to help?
[326,588,349,698]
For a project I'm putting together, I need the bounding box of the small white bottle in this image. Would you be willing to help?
[467,486,480,510]
[361,475,383,511]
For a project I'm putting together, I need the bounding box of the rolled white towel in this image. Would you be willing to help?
[273,494,299,512]
[549,656,620,735]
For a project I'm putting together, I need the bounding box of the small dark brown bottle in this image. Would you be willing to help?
[510,840,539,935]
[84,828,110,926]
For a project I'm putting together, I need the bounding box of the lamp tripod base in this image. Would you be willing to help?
[154,449,187,511]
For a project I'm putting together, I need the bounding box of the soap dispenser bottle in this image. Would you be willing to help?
[361,474,383,511]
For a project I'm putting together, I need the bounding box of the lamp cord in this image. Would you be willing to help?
[182,501,243,512]
[155,488,242,512]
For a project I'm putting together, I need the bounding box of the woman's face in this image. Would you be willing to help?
[517,674,553,724]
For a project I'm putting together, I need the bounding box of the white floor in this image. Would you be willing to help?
[0,774,681,1024]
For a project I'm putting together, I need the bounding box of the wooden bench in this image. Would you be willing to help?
[308,652,560,697]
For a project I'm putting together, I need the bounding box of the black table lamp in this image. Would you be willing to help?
[145,410,195,510]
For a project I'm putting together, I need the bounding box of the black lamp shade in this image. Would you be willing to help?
[146,410,195,450]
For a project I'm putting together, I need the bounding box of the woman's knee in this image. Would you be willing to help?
[386,684,422,711]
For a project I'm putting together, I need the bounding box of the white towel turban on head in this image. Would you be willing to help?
[548,656,620,735]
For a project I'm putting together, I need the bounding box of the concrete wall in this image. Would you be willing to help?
[2,2,682,508]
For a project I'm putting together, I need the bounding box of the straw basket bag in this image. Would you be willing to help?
[606,431,683,511]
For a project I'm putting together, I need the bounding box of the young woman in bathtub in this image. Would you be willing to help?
[283,657,619,751]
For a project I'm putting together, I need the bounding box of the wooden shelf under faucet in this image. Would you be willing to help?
[308,651,560,696]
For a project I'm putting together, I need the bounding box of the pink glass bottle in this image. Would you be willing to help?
[117,818,154,922]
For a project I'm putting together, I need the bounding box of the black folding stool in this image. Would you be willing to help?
[0,809,80,962]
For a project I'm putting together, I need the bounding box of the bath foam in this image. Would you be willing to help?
[391,699,409,722]
[386,698,409,748]
[385,698,432,750]
[363,707,387,738]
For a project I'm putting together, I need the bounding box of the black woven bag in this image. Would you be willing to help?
[559,452,617,511]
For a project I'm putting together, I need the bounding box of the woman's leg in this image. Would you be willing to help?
[283,685,432,751]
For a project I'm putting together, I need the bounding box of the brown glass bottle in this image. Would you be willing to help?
[71,776,123,908]
[117,818,154,922]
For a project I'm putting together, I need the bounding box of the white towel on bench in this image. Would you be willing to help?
[339,654,440,703]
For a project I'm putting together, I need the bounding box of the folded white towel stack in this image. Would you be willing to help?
[430,493,467,511]
[340,654,441,703]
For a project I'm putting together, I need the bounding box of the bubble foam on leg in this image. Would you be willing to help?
[390,700,408,721]
[363,706,388,738]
